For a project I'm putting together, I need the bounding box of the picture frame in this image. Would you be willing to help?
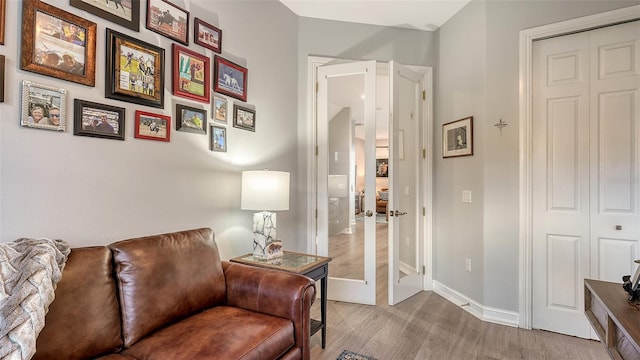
[71,0,140,32]
[173,44,210,103]
[213,96,227,123]
[214,56,247,102]
[210,125,226,152]
[21,0,97,86]
[176,104,207,134]
[232,104,255,132]
[376,159,388,178]
[106,28,165,108]
[135,110,170,142]
[0,0,5,45]
[20,80,66,132]
[442,116,473,158]
[74,99,125,140]
[146,0,189,45]
[194,18,221,53]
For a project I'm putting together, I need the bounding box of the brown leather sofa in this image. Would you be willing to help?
[33,228,316,360]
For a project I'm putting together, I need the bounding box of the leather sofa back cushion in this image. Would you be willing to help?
[109,228,226,347]
[33,247,123,360]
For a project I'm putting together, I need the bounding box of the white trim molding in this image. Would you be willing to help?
[433,281,519,327]
[518,5,640,330]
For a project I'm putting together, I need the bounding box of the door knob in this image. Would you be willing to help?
[365,210,374,217]
[393,210,407,217]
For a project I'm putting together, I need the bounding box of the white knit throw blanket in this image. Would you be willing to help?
[0,238,70,360]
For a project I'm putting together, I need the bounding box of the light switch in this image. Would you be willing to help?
[462,190,472,203]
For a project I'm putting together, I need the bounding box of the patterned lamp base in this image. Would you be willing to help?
[252,211,283,259]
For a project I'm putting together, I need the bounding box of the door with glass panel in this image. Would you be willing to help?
[388,61,424,305]
[317,61,377,304]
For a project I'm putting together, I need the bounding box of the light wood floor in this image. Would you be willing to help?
[311,221,608,360]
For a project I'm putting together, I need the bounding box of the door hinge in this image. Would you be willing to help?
[315,209,318,219]
[315,146,318,156]
[422,90,426,100]
[423,207,426,216]
[315,82,319,93]
[422,149,426,159]
[422,265,426,275]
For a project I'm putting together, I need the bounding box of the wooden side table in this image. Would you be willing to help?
[229,251,332,348]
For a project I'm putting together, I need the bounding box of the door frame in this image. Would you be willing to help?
[306,56,434,292]
[518,5,640,329]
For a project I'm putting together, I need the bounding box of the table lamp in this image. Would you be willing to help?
[241,170,290,259]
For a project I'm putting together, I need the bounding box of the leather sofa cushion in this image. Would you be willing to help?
[122,306,294,360]
[109,228,227,347]
[34,247,123,360]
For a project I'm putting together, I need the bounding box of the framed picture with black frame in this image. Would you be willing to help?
[73,99,125,140]
[176,103,207,134]
[70,0,140,32]
[232,104,255,132]
[105,28,165,108]
[442,116,473,158]
[145,0,189,45]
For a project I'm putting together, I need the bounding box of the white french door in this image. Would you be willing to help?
[532,21,640,338]
[388,61,425,305]
[317,60,377,305]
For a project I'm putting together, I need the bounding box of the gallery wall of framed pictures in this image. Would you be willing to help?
[9,0,257,151]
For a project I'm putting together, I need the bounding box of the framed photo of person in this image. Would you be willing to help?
[212,96,227,123]
[194,18,221,53]
[146,0,189,45]
[176,103,207,134]
[442,116,473,158]
[106,28,165,108]
[20,0,97,86]
[73,99,125,140]
[70,0,140,32]
[20,80,66,132]
[213,56,247,102]
[232,104,255,132]
[173,44,210,103]
[210,125,226,152]
[135,110,170,142]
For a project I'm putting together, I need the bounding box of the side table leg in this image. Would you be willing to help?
[321,271,327,349]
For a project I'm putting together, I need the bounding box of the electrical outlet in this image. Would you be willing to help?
[465,258,472,272]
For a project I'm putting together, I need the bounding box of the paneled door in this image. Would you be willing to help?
[532,21,639,338]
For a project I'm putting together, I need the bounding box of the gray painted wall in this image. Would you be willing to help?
[0,0,301,259]
[436,0,640,311]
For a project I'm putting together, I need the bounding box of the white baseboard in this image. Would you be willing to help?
[432,280,519,328]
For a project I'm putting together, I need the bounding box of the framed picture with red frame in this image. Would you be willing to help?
[134,110,171,142]
[172,44,210,103]
[213,55,247,102]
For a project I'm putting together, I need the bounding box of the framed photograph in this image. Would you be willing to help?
[376,159,388,177]
[442,116,473,158]
[194,18,221,53]
[173,44,210,103]
[20,80,66,132]
[176,104,206,134]
[106,28,165,108]
[210,125,226,152]
[74,99,125,140]
[135,110,170,142]
[0,0,5,45]
[213,96,227,123]
[71,0,140,32]
[233,104,255,132]
[214,56,247,102]
[21,0,97,86]
[146,0,189,45]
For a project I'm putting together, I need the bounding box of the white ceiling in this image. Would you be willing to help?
[278,0,471,31]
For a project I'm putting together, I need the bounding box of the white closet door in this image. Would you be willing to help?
[532,21,639,338]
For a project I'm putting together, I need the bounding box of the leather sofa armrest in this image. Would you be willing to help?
[222,261,316,360]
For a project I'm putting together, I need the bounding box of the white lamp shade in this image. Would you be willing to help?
[241,170,290,211]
